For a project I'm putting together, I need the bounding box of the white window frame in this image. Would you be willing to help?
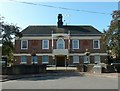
[20,56,27,64]
[93,40,100,49]
[57,38,65,49]
[73,55,79,63]
[42,55,49,64]
[21,40,28,50]
[42,40,49,49]
[72,39,79,49]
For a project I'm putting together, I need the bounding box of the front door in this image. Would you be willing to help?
[56,56,65,67]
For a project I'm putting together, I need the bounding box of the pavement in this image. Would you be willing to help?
[0,67,119,82]
[84,72,119,78]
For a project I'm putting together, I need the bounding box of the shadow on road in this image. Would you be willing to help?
[15,70,84,81]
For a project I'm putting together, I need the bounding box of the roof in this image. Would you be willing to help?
[21,25,102,36]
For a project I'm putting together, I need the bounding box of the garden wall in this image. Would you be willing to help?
[2,64,46,75]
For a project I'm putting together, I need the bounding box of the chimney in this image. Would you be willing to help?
[57,14,63,28]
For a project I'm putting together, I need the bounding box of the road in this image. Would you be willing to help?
[2,73,118,89]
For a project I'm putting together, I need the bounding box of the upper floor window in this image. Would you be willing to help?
[57,38,65,49]
[72,40,79,49]
[42,40,49,49]
[93,40,100,49]
[21,40,28,50]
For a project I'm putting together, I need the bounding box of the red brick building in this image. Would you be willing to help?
[14,14,107,66]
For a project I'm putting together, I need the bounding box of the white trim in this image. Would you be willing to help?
[70,53,107,56]
[93,40,100,49]
[14,54,31,56]
[20,62,27,64]
[69,53,107,56]
[42,62,49,64]
[37,54,52,56]
[13,54,52,56]
[71,36,101,40]
[42,40,49,49]
[31,62,38,64]
[14,53,107,56]
[90,53,107,56]
[19,37,51,40]
[52,33,68,38]
[70,53,85,56]
[72,39,79,49]
[17,36,101,40]
[21,40,28,50]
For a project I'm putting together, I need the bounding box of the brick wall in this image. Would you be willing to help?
[15,39,106,54]
[14,38,107,65]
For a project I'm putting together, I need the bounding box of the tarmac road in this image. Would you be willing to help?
[2,73,118,89]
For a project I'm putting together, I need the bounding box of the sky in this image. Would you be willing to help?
[0,0,119,32]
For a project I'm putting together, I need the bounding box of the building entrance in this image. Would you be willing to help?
[56,56,65,67]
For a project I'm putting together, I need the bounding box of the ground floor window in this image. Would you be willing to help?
[73,55,79,63]
[21,56,27,64]
[42,55,49,64]
[32,56,37,64]
[83,56,90,63]
[94,55,100,64]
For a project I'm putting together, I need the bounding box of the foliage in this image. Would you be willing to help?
[1,24,22,42]
[2,41,14,63]
[0,15,22,64]
[102,10,120,61]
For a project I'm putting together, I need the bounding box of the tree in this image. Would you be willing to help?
[0,15,22,64]
[102,10,120,62]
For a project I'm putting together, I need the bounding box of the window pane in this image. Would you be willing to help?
[72,40,79,49]
[94,40,99,49]
[42,55,49,64]
[73,56,79,63]
[44,40,48,48]
[22,40,27,49]
[94,55,100,64]
[21,56,27,63]
[57,39,64,49]
[43,40,49,49]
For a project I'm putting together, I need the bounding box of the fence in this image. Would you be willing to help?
[2,64,46,75]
